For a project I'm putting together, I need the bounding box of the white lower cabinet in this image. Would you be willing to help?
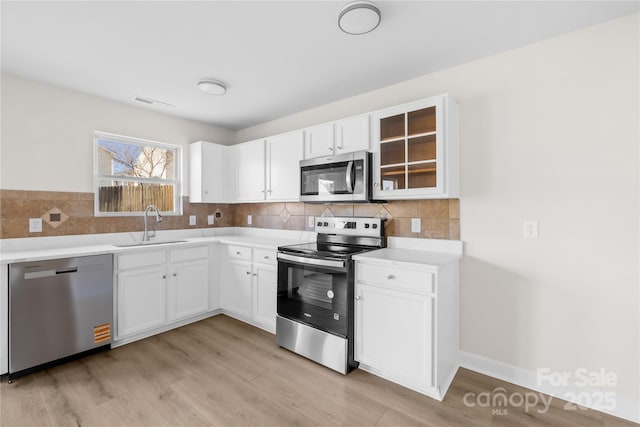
[354,257,459,401]
[117,263,167,338]
[356,284,434,390]
[115,245,213,342]
[223,245,277,333]
[227,260,253,319]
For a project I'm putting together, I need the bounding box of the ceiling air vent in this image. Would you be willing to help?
[131,96,176,108]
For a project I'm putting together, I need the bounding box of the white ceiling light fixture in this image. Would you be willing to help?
[197,79,227,96]
[338,1,381,35]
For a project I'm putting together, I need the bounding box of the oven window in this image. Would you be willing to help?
[277,261,349,337]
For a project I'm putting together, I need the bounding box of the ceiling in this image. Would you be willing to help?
[1,1,638,130]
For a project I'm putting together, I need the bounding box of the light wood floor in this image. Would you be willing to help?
[1,315,636,427]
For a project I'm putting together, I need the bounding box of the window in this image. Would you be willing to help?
[94,131,182,216]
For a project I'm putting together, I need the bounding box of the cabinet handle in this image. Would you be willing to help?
[328,147,333,151]
[236,251,241,255]
[204,190,208,194]
[374,182,379,188]
[253,273,257,277]
[336,145,343,150]
[355,296,361,300]
[246,271,251,275]
[162,275,166,279]
[173,273,177,277]
[267,189,272,194]
[386,275,395,280]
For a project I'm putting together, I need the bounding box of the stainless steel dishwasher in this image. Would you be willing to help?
[9,254,113,379]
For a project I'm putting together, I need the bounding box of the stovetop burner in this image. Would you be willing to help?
[278,216,385,260]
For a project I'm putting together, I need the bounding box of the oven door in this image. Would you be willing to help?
[277,253,352,337]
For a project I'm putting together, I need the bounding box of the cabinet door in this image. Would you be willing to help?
[117,265,167,338]
[167,259,210,322]
[355,283,434,392]
[226,261,253,319]
[267,131,303,201]
[372,95,457,199]
[335,115,370,155]
[252,264,277,333]
[189,141,228,203]
[304,123,334,159]
[235,139,266,202]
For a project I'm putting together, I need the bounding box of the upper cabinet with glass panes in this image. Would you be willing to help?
[371,94,458,200]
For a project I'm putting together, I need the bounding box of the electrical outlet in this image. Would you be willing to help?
[29,218,43,233]
[411,218,421,233]
[247,215,252,225]
[523,220,538,238]
[208,215,214,225]
[189,215,197,226]
[308,216,315,228]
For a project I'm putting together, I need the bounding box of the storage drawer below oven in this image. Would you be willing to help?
[276,315,348,374]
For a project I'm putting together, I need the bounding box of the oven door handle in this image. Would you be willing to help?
[277,253,345,269]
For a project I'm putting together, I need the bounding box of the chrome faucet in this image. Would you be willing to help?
[143,204,162,241]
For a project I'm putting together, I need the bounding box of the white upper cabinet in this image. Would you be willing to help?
[266,131,304,201]
[304,123,335,158]
[372,94,458,200]
[189,141,235,203]
[235,131,303,203]
[235,139,266,202]
[335,114,370,155]
[304,114,370,159]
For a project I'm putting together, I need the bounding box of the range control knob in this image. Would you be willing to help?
[372,223,378,229]
[317,221,322,226]
[323,222,328,226]
[364,223,370,229]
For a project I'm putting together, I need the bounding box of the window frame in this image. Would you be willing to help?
[93,131,183,217]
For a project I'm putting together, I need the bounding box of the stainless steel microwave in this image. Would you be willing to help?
[300,151,371,203]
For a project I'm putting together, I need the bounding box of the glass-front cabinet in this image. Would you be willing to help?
[372,94,459,199]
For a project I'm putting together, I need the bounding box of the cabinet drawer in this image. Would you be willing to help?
[253,248,277,265]
[356,263,434,295]
[118,251,165,270]
[171,246,209,263]
[227,245,252,261]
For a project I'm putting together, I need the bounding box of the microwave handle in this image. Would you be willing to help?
[345,161,355,193]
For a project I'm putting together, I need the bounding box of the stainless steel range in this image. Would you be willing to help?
[276,216,385,374]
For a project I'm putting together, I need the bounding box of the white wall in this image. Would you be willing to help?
[0,74,235,194]
[238,14,640,405]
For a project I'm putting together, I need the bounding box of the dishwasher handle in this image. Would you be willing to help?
[56,267,78,275]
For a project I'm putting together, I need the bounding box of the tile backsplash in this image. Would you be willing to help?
[0,189,459,240]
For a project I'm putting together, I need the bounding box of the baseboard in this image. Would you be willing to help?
[460,351,639,424]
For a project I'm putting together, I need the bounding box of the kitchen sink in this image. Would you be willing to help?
[114,240,188,248]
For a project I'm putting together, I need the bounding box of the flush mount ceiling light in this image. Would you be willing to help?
[338,1,381,35]
[197,79,227,96]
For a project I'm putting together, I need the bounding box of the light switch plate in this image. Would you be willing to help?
[207,215,214,225]
[411,218,421,233]
[189,215,197,226]
[29,218,43,233]
[247,215,252,225]
[523,220,538,238]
